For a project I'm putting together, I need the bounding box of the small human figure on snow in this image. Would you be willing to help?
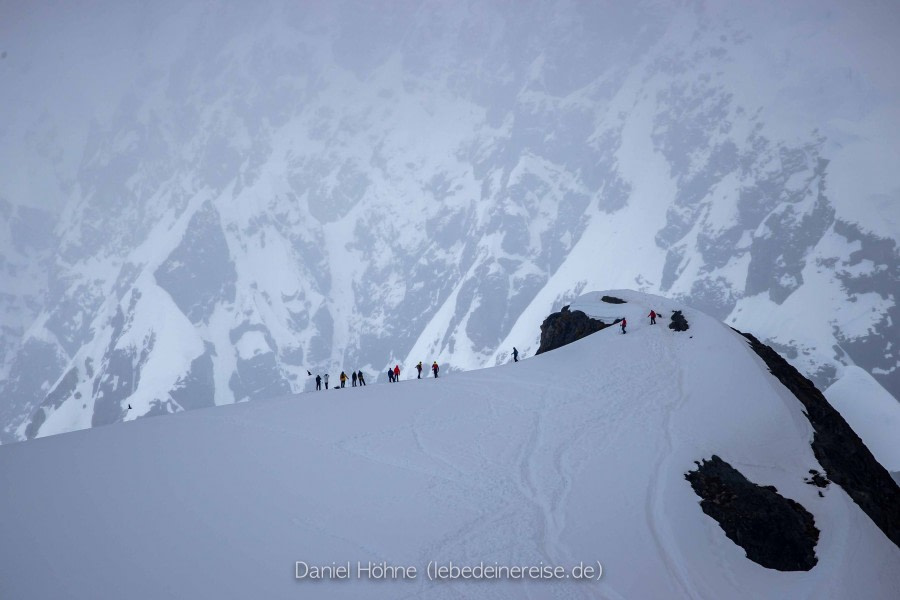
[416,361,423,379]
[324,373,329,389]
[352,371,357,387]
[620,318,627,334]
[512,347,519,362]
[315,374,322,390]
[394,365,401,381]
[648,310,657,325]
[432,361,439,378]
[387,367,394,383]
[358,370,366,386]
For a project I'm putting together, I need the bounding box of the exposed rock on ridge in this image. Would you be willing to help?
[536,305,610,355]
[669,310,689,332]
[685,455,819,571]
[738,330,900,548]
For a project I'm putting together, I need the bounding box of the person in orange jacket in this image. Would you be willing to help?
[340,371,347,388]
[393,365,400,381]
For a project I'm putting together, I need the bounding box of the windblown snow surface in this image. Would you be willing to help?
[1,291,897,599]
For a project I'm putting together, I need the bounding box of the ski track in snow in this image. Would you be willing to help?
[409,418,468,483]
[324,374,618,600]
[514,391,621,600]
[644,327,701,600]
[455,365,635,600]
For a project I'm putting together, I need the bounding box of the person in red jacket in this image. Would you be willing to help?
[620,317,627,334]
[432,361,439,377]
[648,310,657,325]
[393,365,400,381]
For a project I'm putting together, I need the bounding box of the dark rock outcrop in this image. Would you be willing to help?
[536,305,610,355]
[804,469,830,492]
[738,330,900,548]
[669,310,689,331]
[601,295,626,304]
[686,455,819,571]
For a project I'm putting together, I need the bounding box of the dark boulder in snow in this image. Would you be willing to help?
[669,310,690,331]
[601,295,627,304]
[804,469,830,493]
[536,305,610,355]
[686,455,819,571]
[739,330,900,549]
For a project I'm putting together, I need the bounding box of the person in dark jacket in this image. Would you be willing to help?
[620,318,627,334]
[648,310,657,325]
[388,367,394,383]
[512,347,519,362]
[315,374,322,390]
[358,370,366,386]
[352,371,357,387]
[432,361,439,378]
[416,361,423,379]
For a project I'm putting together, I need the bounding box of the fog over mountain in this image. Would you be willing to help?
[1,0,898,441]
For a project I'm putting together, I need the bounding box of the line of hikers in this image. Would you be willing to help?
[313,361,441,390]
[314,370,367,390]
[312,310,657,389]
[389,361,439,382]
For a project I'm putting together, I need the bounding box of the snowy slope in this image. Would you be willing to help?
[2,0,899,442]
[826,366,900,474]
[1,291,897,599]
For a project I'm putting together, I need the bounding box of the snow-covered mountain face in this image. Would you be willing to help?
[1,291,898,599]
[2,0,899,440]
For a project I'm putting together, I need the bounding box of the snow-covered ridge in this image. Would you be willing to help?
[1,291,897,599]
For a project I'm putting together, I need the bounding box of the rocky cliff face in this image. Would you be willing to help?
[738,330,900,548]
[536,305,611,355]
[685,455,820,571]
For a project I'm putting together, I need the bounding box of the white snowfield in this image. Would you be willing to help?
[826,366,900,474]
[0,291,897,599]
